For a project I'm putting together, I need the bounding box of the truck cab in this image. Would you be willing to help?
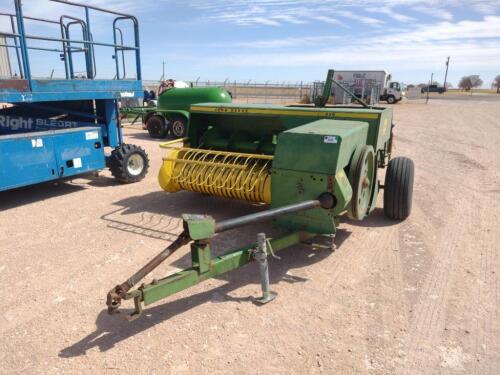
[421,84,445,94]
[381,81,404,104]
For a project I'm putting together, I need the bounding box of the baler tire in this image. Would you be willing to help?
[146,115,167,139]
[169,115,187,138]
[384,157,414,220]
[109,144,150,183]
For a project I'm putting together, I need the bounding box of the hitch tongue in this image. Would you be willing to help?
[106,231,190,314]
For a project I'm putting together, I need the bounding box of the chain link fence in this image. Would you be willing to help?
[142,80,313,104]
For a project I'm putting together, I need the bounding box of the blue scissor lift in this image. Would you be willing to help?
[0,0,149,192]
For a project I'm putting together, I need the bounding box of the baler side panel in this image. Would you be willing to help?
[377,109,393,151]
[188,104,391,154]
[272,120,369,174]
[271,120,368,234]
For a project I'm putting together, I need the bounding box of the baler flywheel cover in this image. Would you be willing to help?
[348,145,376,220]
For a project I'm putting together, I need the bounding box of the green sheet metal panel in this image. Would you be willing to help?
[158,87,231,112]
[270,120,368,234]
[270,169,338,234]
[188,103,391,153]
[272,119,369,174]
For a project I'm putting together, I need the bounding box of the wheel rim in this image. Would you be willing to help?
[148,117,163,136]
[151,122,160,133]
[127,153,145,176]
[351,147,375,220]
[172,120,185,137]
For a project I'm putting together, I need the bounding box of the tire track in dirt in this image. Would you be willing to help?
[361,221,412,373]
[472,199,499,374]
[398,102,499,374]
[459,106,499,375]
[399,154,469,373]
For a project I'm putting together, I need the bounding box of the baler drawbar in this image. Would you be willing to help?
[107,195,334,319]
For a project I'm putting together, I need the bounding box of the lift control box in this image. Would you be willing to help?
[0,127,105,191]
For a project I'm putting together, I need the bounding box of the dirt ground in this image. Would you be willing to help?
[0,99,498,374]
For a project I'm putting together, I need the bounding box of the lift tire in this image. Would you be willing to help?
[109,144,150,183]
[146,115,167,138]
[387,95,396,104]
[169,115,188,138]
[384,157,414,220]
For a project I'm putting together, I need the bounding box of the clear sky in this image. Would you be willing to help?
[1,0,499,87]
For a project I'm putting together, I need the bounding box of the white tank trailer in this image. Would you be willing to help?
[330,70,404,105]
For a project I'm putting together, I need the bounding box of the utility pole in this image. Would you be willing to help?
[426,72,433,104]
[161,61,166,81]
[443,56,450,91]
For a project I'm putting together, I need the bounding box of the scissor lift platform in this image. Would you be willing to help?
[0,0,149,192]
[0,79,142,103]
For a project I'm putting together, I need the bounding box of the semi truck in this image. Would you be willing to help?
[331,70,404,104]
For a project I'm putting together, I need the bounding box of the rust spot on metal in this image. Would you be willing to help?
[0,79,29,91]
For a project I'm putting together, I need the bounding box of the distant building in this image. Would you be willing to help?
[0,35,13,78]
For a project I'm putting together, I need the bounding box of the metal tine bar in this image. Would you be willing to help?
[178,150,201,182]
[233,156,259,192]
[179,149,211,185]
[198,153,224,188]
[239,158,261,191]
[208,152,238,189]
[220,156,239,191]
[194,150,229,189]
[192,149,214,187]
[189,151,213,188]
[174,149,199,181]
[241,163,262,192]
[230,158,250,192]
[223,154,250,191]
[179,148,274,160]
[168,149,272,201]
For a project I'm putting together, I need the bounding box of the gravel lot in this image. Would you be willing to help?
[0,99,498,374]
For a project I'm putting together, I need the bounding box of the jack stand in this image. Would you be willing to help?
[254,233,277,305]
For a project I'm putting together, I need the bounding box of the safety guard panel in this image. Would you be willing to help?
[0,127,105,191]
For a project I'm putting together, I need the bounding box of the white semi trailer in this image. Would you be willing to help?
[332,70,404,104]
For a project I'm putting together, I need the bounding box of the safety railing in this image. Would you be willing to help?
[0,0,141,89]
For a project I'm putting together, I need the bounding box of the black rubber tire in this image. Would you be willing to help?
[387,95,396,104]
[146,115,167,138]
[169,115,188,138]
[384,157,414,220]
[109,144,150,183]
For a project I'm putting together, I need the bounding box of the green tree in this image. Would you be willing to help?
[493,75,500,93]
[458,75,483,91]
